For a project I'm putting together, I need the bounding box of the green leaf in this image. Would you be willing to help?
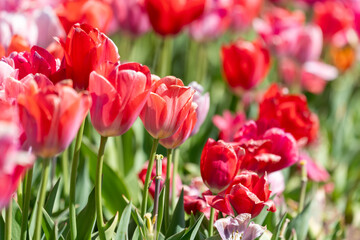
[253,195,275,225]
[286,202,313,240]
[44,178,61,216]
[41,208,55,240]
[205,235,221,240]
[180,214,204,240]
[82,138,130,214]
[272,213,288,240]
[116,202,132,240]
[156,187,165,239]
[131,227,140,240]
[76,188,96,240]
[167,229,186,240]
[0,214,5,240]
[166,190,185,237]
[11,199,22,240]
[105,212,119,240]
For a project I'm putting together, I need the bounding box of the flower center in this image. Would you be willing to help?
[229,230,244,240]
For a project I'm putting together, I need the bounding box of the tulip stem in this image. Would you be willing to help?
[96,136,108,240]
[33,158,51,240]
[20,168,33,240]
[165,148,174,230]
[141,138,159,217]
[298,160,308,213]
[5,199,12,240]
[157,37,173,77]
[69,120,85,240]
[196,43,208,84]
[171,148,179,209]
[209,207,215,237]
[61,149,70,200]
[153,155,163,232]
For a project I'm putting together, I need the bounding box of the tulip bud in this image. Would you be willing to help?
[200,138,245,194]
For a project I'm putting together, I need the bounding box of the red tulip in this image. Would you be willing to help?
[56,0,113,34]
[204,171,276,218]
[138,157,182,199]
[231,0,263,31]
[200,138,245,194]
[234,120,299,174]
[63,23,119,90]
[17,80,91,158]
[140,76,196,139]
[145,0,206,36]
[314,1,354,41]
[221,39,270,93]
[258,84,319,145]
[159,102,197,149]
[213,110,246,142]
[89,62,152,136]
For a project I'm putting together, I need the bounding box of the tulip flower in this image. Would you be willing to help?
[63,23,119,90]
[112,0,151,36]
[140,76,196,139]
[299,153,330,182]
[230,0,263,31]
[221,39,270,92]
[89,62,152,136]
[214,214,266,240]
[145,0,206,36]
[56,0,113,34]
[17,79,91,158]
[189,81,210,136]
[189,0,232,42]
[314,1,354,41]
[234,120,299,174]
[204,171,276,218]
[259,84,319,144]
[200,138,245,194]
[213,110,246,142]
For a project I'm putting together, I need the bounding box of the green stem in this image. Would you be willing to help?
[61,149,70,200]
[69,120,85,240]
[17,180,23,210]
[171,148,179,209]
[164,148,174,230]
[95,136,108,240]
[298,160,308,213]
[195,43,208,84]
[157,37,173,77]
[209,207,215,237]
[141,138,159,217]
[20,168,33,240]
[33,158,51,240]
[5,199,12,240]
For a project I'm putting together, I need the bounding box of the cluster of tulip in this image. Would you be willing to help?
[1,0,360,239]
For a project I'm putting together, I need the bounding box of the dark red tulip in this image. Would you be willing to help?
[89,62,152,136]
[258,84,319,145]
[17,80,91,158]
[204,171,276,218]
[200,138,245,194]
[221,39,270,93]
[140,76,195,139]
[145,0,206,36]
[63,23,120,90]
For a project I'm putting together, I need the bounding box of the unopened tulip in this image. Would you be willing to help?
[200,138,245,194]
[17,80,91,158]
[204,171,276,217]
[221,39,270,92]
[145,0,206,36]
[140,76,196,139]
[63,23,119,90]
[89,62,152,136]
[259,84,319,144]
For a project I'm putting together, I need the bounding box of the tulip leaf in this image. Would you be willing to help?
[82,138,130,214]
[0,214,4,240]
[116,202,132,240]
[131,227,140,240]
[167,229,186,240]
[272,213,288,240]
[41,207,55,240]
[156,187,166,238]
[44,178,61,216]
[206,235,222,240]
[166,189,185,237]
[76,188,96,240]
[180,213,204,240]
[286,202,313,240]
[11,199,22,240]
[105,212,119,239]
